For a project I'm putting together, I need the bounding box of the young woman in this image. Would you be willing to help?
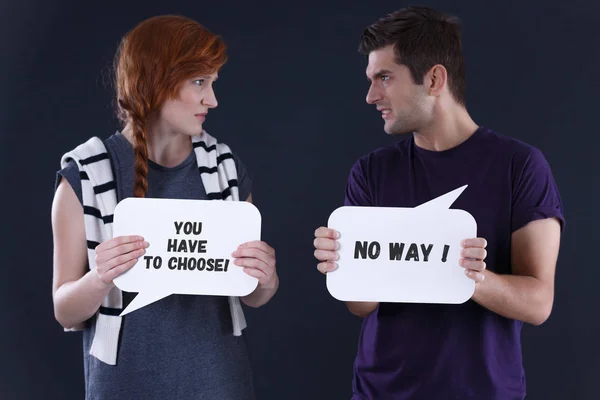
[51,15,278,399]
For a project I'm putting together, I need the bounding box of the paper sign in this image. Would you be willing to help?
[112,198,260,315]
[326,185,477,304]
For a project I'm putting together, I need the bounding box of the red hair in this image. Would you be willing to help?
[114,15,227,197]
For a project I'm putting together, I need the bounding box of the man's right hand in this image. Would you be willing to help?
[314,226,379,317]
[313,227,340,274]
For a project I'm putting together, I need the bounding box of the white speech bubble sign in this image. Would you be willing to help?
[326,185,477,304]
[112,198,260,316]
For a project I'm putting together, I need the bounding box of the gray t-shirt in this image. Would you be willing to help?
[56,132,255,400]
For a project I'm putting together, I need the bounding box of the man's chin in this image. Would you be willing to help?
[383,122,411,136]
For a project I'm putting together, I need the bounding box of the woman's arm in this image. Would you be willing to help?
[52,178,147,328]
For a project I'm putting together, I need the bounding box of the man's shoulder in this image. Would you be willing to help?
[481,127,543,159]
[354,138,410,167]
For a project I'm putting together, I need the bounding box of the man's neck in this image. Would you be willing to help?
[413,103,479,152]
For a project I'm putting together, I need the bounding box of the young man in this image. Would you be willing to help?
[313,6,564,399]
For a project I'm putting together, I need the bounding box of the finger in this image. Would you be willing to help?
[103,248,146,271]
[461,248,487,260]
[314,249,339,262]
[313,237,338,251]
[317,262,337,274]
[459,258,486,272]
[315,227,340,239]
[96,240,148,265]
[465,269,485,283]
[461,238,487,249]
[242,267,267,280]
[97,235,145,252]
[232,248,275,265]
[237,241,275,257]
[233,257,270,273]
[104,258,139,283]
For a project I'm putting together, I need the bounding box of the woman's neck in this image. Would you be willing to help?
[122,122,194,168]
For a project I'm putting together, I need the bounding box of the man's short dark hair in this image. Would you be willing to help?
[359,6,466,106]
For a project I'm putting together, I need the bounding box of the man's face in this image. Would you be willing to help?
[365,45,432,135]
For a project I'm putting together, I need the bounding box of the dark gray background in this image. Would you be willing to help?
[1,0,598,399]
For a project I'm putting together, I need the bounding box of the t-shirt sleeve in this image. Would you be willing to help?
[55,159,84,206]
[232,152,253,201]
[344,158,375,207]
[511,147,565,233]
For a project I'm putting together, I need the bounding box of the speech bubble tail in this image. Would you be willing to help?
[416,185,468,210]
[119,291,172,316]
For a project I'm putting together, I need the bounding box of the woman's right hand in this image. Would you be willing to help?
[94,236,149,286]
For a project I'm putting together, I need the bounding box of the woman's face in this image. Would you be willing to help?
[157,73,219,136]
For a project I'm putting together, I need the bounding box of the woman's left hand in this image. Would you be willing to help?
[232,241,278,289]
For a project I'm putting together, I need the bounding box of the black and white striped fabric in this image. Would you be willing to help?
[192,132,240,201]
[191,131,246,336]
[60,131,247,366]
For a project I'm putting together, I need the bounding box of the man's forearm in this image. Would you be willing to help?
[346,301,379,317]
[472,270,553,325]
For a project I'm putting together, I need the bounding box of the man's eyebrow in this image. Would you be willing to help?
[367,69,394,81]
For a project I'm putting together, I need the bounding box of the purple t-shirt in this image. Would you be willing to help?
[345,126,564,400]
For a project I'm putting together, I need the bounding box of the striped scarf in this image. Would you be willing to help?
[60,131,247,365]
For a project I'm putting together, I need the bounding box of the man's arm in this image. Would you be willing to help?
[315,158,381,317]
[469,218,561,325]
[314,227,379,317]
[346,301,379,317]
